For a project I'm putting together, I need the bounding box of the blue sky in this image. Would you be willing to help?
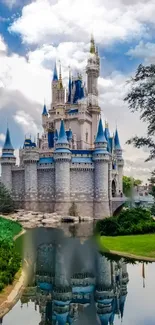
[0,0,155,180]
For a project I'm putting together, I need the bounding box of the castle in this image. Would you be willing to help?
[0,36,124,219]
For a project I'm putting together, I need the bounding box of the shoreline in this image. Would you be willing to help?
[106,249,155,262]
[0,227,26,318]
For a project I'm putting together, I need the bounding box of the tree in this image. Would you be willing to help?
[123,176,142,197]
[148,170,155,198]
[124,64,155,162]
[0,183,14,214]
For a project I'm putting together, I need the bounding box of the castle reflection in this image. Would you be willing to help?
[20,228,129,325]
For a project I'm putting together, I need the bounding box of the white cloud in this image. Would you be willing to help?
[10,0,155,46]
[0,133,5,142]
[0,36,7,54]
[126,40,155,64]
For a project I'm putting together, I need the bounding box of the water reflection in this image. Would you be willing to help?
[3,227,129,325]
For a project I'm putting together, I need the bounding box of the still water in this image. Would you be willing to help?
[2,226,155,325]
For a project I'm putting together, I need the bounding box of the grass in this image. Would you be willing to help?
[97,234,155,259]
[0,216,22,241]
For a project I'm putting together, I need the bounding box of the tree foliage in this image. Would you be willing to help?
[95,207,155,236]
[123,176,142,197]
[124,63,155,161]
[0,183,14,214]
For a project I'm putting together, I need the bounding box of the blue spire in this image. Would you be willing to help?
[95,118,107,144]
[3,127,13,150]
[54,129,58,141]
[42,104,48,116]
[57,120,68,144]
[53,61,58,81]
[114,128,121,150]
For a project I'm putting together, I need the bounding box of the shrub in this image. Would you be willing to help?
[0,183,14,214]
[69,202,78,216]
[95,207,155,236]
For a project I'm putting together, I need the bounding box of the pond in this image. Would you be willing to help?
[1,225,155,325]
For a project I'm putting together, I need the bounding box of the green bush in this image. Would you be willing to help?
[0,183,14,214]
[0,240,21,292]
[95,207,155,236]
[0,217,22,292]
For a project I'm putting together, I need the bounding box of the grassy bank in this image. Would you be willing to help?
[0,217,22,293]
[97,234,155,259]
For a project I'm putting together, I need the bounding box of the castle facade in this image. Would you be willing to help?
[0,36,124,218]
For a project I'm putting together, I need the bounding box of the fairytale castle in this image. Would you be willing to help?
[0,36,124,218]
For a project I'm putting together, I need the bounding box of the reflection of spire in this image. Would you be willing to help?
[142,262,145,288]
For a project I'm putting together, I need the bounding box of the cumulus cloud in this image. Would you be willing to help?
[9,0,155,45]
[126,40,155,64]
[0,36,7,54]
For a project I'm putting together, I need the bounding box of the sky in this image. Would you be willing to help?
[0,0,155,182]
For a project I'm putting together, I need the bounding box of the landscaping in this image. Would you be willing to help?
[97,234,155,259]
[95,207,155,259]
[0,217,22,293]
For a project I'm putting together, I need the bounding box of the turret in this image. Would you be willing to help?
[0,127,16,191]
[86,35,100,146]
[23,147,39,210]
[93,118,110,218]
[54,120,71,214]
[42,103,48,129]
[57,63,65,105]
[105,122,112,213]
[52,61,58,105]
[86,35,100,107]
[114,128,124,193]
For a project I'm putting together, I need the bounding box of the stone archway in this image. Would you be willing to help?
[112,180,117,197]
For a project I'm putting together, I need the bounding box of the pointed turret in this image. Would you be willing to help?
[0,126,16,191]
[95,118,107,147]
[57,120,68,145]
[58,62,63,89]
[105,122,111,152]
[90,34,96,54]
[42,104,48,116]
[114,128,121,150]
[3,127,13,150]
[53,61,58,82]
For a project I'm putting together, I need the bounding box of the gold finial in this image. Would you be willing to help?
[105,120,109,128]
[90,34,96,54]
[58,61,63,89]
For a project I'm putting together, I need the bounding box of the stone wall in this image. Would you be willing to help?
[38,168,55,201]
[70,168,94,201]
[12,169,25,201]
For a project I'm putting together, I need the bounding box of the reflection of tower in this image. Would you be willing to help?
[95,254,115,325]
[53,244,72,325]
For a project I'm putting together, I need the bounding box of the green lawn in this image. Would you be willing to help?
[97,234,155,258]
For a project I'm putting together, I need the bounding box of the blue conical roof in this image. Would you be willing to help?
[42,104,48,116]
[57,120,68,144]
[54,129,58,140]
[95,118,107,144]
[3,128,13,150]
[53,61,58,81]
[114,129,121,150]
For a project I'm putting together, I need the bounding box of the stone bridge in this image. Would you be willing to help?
[111,197,127,215]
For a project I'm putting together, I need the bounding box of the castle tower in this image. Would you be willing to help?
[52,61,58,106]
[114,128,124,193]
[86,35,100,146]
[105,122,112,213]
[57,63,65,105]
[54,119,71,214]
[0,127,16,191]
[23,148,39,210]
[42,103,48,129]
[93,118,110,218]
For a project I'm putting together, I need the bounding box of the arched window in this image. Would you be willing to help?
[112,180,116,197]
